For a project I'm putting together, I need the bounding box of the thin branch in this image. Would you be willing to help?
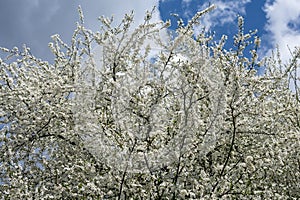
[211,99,237,194]
[117,138,137,200]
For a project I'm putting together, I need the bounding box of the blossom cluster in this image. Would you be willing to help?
[0,5,299,199]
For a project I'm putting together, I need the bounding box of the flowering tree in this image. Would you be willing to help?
[1,5,300,199]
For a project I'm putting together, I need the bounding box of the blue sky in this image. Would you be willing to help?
[0,0,300,63]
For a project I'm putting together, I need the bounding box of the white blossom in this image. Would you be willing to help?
[0,5,299,199]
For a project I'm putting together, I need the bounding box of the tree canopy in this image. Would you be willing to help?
[0,5,299,199]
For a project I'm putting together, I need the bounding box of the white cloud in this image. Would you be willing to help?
[264,0,300,62]
[183,0,192,3]
[194,0,251,33]
[0,1,160,60]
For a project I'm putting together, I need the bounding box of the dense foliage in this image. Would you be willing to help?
[1,5,299,199]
